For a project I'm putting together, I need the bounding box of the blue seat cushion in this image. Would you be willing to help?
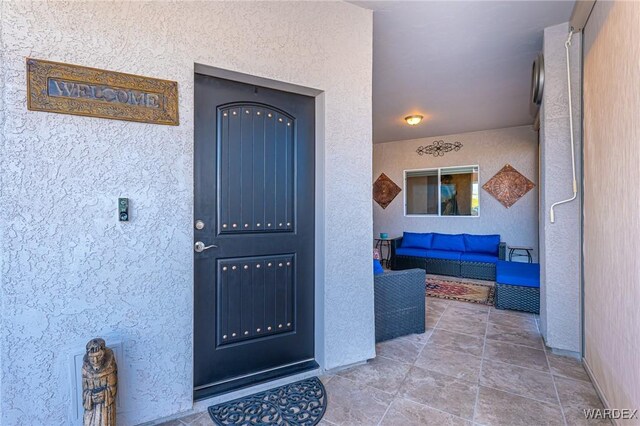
[401,232,432,250]
[431,233,465,252]
[426,250,462,261]
[496,261,540,288]
[396,247,429,258]
[461,252,499,264]
[464,234,500,255]
[373,259,384,275]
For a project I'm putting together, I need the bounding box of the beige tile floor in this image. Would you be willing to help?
[163,297,607,426]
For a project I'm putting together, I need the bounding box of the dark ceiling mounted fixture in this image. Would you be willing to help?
[530,52,544,130]
[530,52,545,108]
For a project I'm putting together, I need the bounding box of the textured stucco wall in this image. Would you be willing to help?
[583,1,640,414]
[539,22,582,353]
[0,3,4,422]
[0,2,373,425]
[373,126,539,254]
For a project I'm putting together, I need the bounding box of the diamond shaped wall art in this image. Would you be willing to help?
[373,173,402,209]
[482,165,535,208]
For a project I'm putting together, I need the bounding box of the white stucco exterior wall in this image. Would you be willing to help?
[373,126,539,254]
[0,3,4,422]
[539,22,582,353]
[0,2,374,425]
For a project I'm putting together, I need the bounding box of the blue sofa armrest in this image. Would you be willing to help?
[390,237,403,257]
[499,242,507,260]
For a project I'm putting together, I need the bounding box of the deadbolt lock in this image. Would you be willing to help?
[195,220,205,230]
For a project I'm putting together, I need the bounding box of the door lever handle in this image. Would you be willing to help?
[194,241,218,253]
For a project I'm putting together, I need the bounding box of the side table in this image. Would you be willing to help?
[374,237,397,268]
[508,246,534,263]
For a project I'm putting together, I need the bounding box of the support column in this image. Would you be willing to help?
[539,22,582,353]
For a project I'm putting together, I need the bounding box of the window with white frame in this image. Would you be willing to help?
[404,166,479,216]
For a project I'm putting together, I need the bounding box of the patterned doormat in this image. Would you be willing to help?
[426,277,495,305]
[208,377,326,425]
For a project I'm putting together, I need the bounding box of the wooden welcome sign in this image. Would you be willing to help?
[26,58,179,125]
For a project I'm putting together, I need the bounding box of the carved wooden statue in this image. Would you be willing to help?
[82,338,117,426]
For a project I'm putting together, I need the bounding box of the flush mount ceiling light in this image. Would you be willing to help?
[405,115,423,126]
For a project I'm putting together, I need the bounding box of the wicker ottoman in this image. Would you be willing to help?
[495,261,540,314]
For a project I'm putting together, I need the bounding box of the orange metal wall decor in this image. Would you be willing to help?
[482,164,535,208]
[373,173,402,209]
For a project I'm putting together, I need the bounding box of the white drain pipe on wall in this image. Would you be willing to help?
[549,0,596,224]
[549,30,577,224]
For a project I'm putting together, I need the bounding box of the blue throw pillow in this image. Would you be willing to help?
[431,233,465,252]
[463,234,500,255]
[373,259,384,275]
[401,232,432,249]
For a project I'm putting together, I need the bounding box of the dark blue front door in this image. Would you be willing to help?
[193,74,316,399]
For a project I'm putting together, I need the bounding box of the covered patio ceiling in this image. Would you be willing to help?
[351,1,574,143]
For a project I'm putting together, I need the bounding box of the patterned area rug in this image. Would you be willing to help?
[208,377,326,425]
[426,277,495,305]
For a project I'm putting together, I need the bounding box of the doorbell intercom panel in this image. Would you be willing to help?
[118,198,129,222]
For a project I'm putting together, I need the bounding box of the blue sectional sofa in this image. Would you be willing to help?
[390,232,507,280]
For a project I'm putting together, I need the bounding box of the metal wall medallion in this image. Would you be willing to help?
[26,58,179,125]
[373,173,402,209]
[482,164,535,208]
[416,140,463,157]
